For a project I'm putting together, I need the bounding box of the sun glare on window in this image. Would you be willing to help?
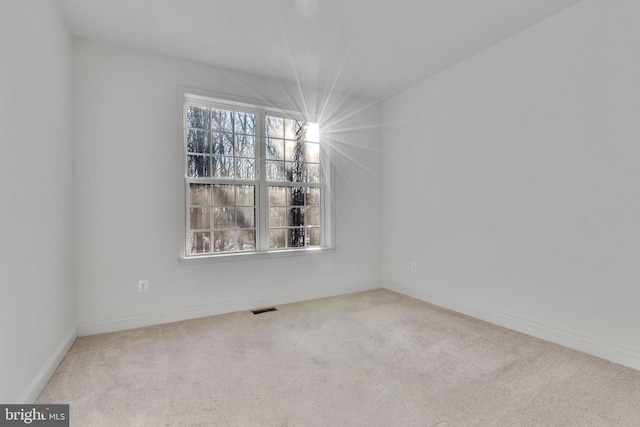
[305,122,319,143]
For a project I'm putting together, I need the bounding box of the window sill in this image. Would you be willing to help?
[178,246,335,264]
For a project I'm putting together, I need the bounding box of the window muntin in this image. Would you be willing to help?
[183,98,323,257]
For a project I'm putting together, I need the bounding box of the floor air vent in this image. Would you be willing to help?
[252,307,278,315]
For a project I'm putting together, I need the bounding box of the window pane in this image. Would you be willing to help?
[286,161,308,182]
[213,184,235,206]
[235,158,255,180]
[287,187,305,206]
[308,227,321,247]
[287,228,305,248]
[269,186,286,206]
[308,207,320,226]
[285,140,300,161]
[214,207,236,229]
[265,116,283,138]
[305,143,319,163]
[187,155,210,177]
[237,207,255,228]
[189,207,211,230]
[287,207,306,227]
[213,230,235,252]
[269,229,285,249]
[212,132,233,156]
[189,184,211,206]
[190,231,211,254]
[187,129,210,154]
[285,118,303,140]
[187,106,209,129]
[269,207,286,227]
[266,160,285,181]
[211,109,233,133]
[236,185,254,206]
[307,163,320,183]
[213,156,234,179]
[234,112,255,135]
[234,135,255,158]
[237,229,256,251]
[307,187,320,206]
[305,122,319,142]
[266,138,284,160]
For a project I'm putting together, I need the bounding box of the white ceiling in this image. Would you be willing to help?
[57,0,583,100]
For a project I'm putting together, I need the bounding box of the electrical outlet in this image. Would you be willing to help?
[411,262,417,273]
[138,279,149,292]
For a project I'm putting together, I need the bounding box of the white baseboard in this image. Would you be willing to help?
[19,327,77,404]
[77,281,382,336]
[384,280,640,372]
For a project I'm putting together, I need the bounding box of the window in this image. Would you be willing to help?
[182,93,330,258]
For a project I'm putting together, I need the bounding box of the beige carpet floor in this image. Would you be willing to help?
[37,289,640,426]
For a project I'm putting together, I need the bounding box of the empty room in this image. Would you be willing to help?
[2,0,640,425]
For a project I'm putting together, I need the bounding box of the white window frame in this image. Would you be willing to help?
[178,87,334,261]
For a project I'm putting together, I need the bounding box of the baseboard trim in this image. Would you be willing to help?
[77,281,382,336]
[19,327,77,403]
[384,280,640,372]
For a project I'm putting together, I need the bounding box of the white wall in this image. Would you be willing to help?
[73,41,383,334]
[0,0,76,403]
[382,0,640,369]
